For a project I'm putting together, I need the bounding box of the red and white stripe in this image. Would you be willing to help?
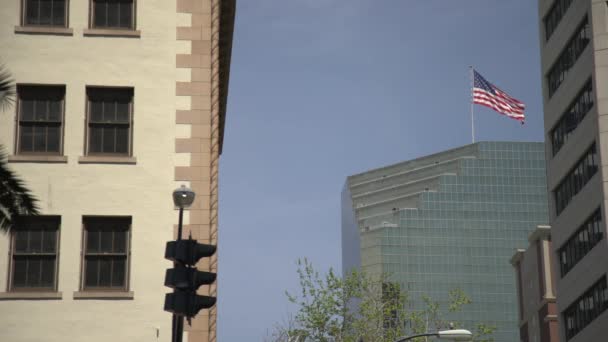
[473,86,525,122]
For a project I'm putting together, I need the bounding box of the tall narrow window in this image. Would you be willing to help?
[82,217,131,291]
[16,85,65,155]
[9,217,60,291]
[22,0,68,27]
[85,87,133,156]
[91,0,135,30]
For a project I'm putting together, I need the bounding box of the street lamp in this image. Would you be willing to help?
[171,185,195,342]
[394,329,473,342]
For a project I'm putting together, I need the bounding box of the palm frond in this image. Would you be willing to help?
[0,64,16,111]
[0,146,39,233]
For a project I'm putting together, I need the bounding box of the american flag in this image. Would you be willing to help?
[472,69,525,123]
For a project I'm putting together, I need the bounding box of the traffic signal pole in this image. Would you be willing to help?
[172,206,184,342]
[165,185,216,342]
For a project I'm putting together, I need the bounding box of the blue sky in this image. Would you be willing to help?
[217,1,543,339]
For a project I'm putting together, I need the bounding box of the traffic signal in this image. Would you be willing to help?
[164,236,217,318]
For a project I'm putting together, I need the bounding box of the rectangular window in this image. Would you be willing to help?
[91,0,135,30]
[543,0,574,41]
[551,79,594,156]
[559,209,603,276]
[547,17,590,97]
[9,217,60,291]
[82,216,131,291]
[22,0,68,27]
[85,87,133,156]
[563,276,608,340]
[16,85,65,155]
[554,144,598,215]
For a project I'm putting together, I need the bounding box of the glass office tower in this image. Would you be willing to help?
[342,142,549,342]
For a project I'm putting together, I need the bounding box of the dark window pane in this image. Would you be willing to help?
[107,1,119,27]
[103,127,115,153]
[99,258,112,287]
[87,230,99,253]
[20,100,35,121]
[119,1,132,28]
[48,100,61,122]
[112,258,126,287]
[38,0,52,25]
[100,231,113,252]
[115,127,128,154]
[116,100,129,122]
[89,126,102,153]
[103,101,117,122]
[90,101,103,122]
[85,258,98,287]
[33,126,46,152]
[47,125,60,153]
[40,257,55,287]
[12,258,27,287]
[51,0,66,26]
[114,230,126,253]
[94,1,107,27]
[20,125,33,152]
[26,0,40,25]
[33,100,48,121]
[42,229,57,253]
[27,258,41,286]
[15,231,28,252]
[29,230,43,253]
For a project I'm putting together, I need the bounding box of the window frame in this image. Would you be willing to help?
[14,84,66,157]
[543,0,574,41]
[7,216,61,292]
[20,0,69,28]
[550,78,594,156]
[80,216,132,292]
[562,276,608,340]
[88,0,137,31]
[546,16,590,98]
[558,208,604,276]
[553,143,598,215]
[84,86,134,157]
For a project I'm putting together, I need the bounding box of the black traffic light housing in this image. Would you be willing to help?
[164,236,216,318]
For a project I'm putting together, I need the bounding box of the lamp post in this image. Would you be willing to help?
[171,185,195,342]
[394,329,473,342]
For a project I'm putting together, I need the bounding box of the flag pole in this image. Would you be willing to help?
[470,66,475,143]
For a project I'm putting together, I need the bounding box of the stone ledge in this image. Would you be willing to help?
[83,28,141,38]
[8,155,68,163]
[0,291,62,300]
[73,291,134,300]
[78,156,137,164]
[15,26,73,35]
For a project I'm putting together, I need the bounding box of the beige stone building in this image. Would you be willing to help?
[538,0,608,341]
[0,1,235,341]
[511,226,559,342]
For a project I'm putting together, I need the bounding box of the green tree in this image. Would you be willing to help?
[270,258,495,342]
[0,64,39,233]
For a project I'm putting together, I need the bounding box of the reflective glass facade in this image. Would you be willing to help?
[343,142,549,342]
